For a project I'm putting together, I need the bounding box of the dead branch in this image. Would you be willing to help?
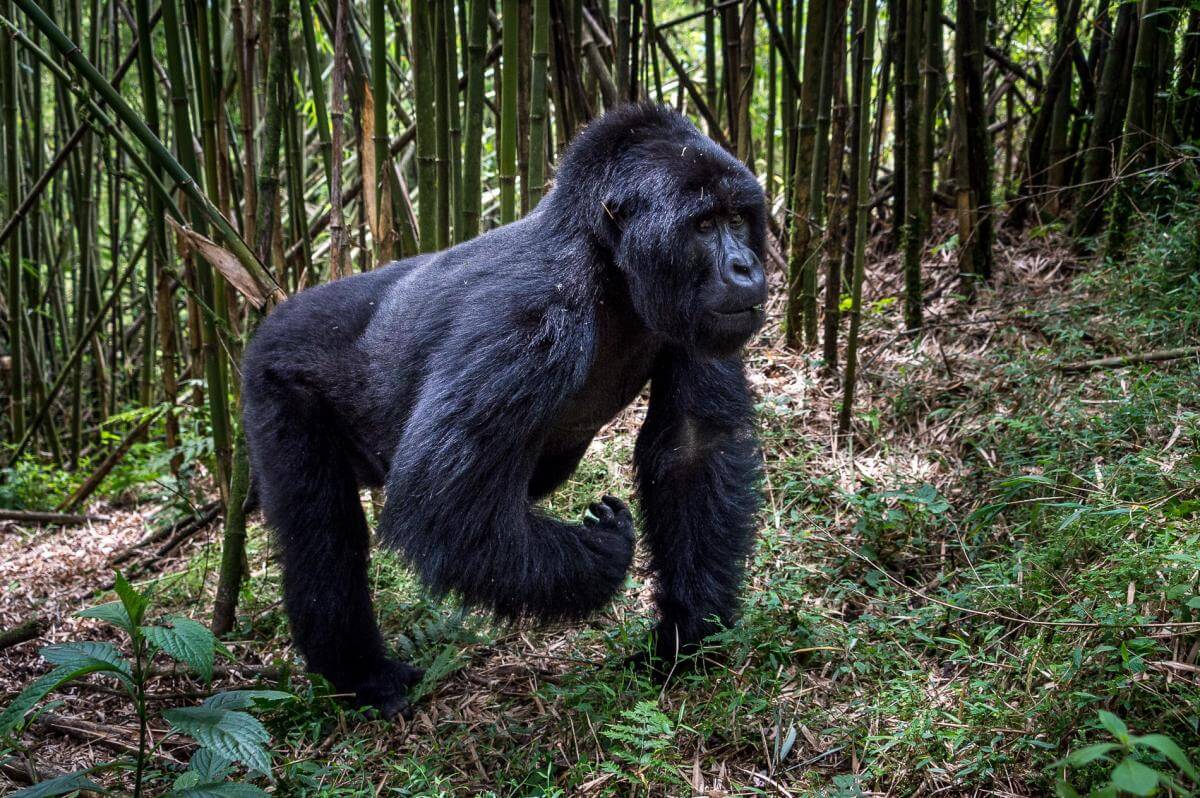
[0,509,111,525]
[1059,346,1200,372]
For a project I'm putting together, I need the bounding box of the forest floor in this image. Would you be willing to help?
[2,205,1199,797]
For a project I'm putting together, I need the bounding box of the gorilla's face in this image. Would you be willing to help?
[686,208,768,356]
[611,147,768,359]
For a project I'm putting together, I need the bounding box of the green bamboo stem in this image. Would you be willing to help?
[462,0,487,238]
[10,0,280,300]
[370,0,389,257]
[434,0,452,248]
[8,236,148,464]
[412,0,437,249]
[499,0,518,223]
[255,0,290,264]
[839,0,877,438]
[527,0,549,207]
[444,0,464,241]
[300,0,334,190]
[2,0,23,440]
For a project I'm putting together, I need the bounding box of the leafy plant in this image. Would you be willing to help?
[0,573,291,797]
[600,700,683,787]
[1055,711,1198,797]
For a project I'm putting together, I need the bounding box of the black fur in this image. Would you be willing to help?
[242,104,766,718]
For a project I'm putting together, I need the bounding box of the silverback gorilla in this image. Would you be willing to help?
[242,104,767,718]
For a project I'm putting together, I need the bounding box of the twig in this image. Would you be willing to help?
[34,712,182,765]
[1059,346,1200,372]
[0,509,110,525]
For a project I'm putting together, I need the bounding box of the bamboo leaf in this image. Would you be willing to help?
[169,219,268,308]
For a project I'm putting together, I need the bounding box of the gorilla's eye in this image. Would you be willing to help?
[729,212,745,227]
[696,218,715,233]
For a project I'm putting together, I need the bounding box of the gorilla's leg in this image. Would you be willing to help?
[634,354,760,674]
[247,389,421,718]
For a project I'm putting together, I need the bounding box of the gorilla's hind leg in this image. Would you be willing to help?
[250,394,421,718]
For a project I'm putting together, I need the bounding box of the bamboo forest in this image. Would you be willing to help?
[1,0,1199,793]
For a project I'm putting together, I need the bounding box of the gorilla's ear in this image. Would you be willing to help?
[595,195,627,253]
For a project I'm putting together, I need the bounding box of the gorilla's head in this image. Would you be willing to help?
[552,105,768,359]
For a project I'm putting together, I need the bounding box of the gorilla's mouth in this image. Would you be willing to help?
[714,304,765,318]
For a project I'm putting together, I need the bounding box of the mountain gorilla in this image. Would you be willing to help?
[242,104,767,718]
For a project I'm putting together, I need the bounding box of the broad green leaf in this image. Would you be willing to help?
[1054,780,1081,798]
[41,641,131,675]
[142,617,216,681]
[9,769,106,797]
[114,572,149,628]
[173,771,202,791]
[201,690,293,711]
[187,748,235,782]
[1061,742,1120,767]
[1097,710,1129,742]
[0,662,130,735]
[163,707,272,775]
[1188,596,1200,610]
[1131,733,1199,780]
[1110,757,1160,796]
[172,783,269,798]
[77,601,135,633]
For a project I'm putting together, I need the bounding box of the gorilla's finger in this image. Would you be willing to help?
[601,495,632,522]
[588,500,615,524]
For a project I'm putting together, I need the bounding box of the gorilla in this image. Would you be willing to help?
[242,104,767,718]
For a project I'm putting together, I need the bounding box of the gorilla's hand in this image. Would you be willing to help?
[583,495,635,543]
[569,495,635,607]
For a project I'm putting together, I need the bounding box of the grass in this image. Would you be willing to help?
[3,198,1199,795]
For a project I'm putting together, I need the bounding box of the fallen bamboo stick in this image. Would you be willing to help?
[0,509,110,525]
[1059,346,1200,372]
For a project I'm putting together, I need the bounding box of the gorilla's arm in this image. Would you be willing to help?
[634,352,760,663]
[378,308,635,622]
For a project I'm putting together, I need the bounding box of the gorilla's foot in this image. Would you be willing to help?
[351,659,425,720]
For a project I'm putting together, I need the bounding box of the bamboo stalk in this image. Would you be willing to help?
[413,0,437,248]
[838,0,876,438]
[499,0,519,223]
[329,0,351,275]
[2,0,23,440]
[527,0,549,207]
[462,0,487,237]
[9,0,281,300]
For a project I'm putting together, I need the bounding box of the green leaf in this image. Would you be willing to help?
[1131,733,1199,780]
[114,572,149,628]
[77,601,135,633]
[1110,757,1160,796]
[163,707,272,775]
[1054,780,1082,798]
[201,690,292,711]
[1097,710,1129,743]
[171,783,269,798]
[0,662,129,735]
[142,617,215,681]
[40,642,131,680]
[9,769,106,797]
[1061,742,1120,767]
[187,748,235,782]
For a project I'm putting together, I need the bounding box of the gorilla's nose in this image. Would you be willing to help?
[724,256,767,298]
